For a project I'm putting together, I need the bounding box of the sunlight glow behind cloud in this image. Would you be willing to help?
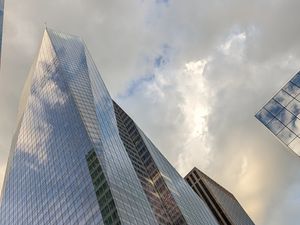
[1,1,300,225]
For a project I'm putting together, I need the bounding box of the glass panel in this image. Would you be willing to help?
[273,90,293,107]
[289,137,300,155]
[256,71,300,156]
[283,82,300,97]
[255,109,274,125]
[0,30,105,225]
[296,94,300,102]
[275,109,296,125]
[277,127,296,145]
[264,99,284,116]
[266,118,285,134]
[286,99,300,118]
[287,117,300,136]
[291,73,300,88]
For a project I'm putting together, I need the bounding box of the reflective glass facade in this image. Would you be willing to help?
[0,29,218,225]
[185,168,255,225]
[256,71,300,156]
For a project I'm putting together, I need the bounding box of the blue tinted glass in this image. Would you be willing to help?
[267,118,285,134]
[283,82,300,97]
[138,128,218,225]
[287,117,300,136]
[277,127,296,145]
[0,29,219,225]
[286,99,300,118]
[276,109,296,125]
[255,109,274,125]
[47,29,160,225]
[264,99,284,116]
[274,90,293,107]
[256,71,300,156]
[0,31,103,225]
[291,72,300,87]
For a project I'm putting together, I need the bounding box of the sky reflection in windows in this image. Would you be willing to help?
[256,71,300,156]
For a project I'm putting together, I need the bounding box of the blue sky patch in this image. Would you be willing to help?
[118,74,155,98]
[153,44,172,68]
[156,0,169,4]
[154,55,165,68]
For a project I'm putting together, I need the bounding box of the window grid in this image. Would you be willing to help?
[256,71,300,155]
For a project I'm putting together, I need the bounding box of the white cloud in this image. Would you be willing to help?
[1,1,300,224]
[220,32,246,58]
[117,58,213,174]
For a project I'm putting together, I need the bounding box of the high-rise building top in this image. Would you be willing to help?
[185,167,255,225]
[0,28,218,225]
[255,71,300,156]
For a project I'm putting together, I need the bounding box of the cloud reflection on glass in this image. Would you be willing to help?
[256,71,300,156]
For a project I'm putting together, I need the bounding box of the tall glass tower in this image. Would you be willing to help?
[0,28,218,225]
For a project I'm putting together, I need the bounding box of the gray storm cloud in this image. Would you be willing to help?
[1,1,300,225]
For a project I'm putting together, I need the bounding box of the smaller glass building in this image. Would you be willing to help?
[185,168,255,225]
[256,71,300,156]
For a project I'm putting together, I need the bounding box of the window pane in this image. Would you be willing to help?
[273,90,293,107]
[255,109,274,125]
[291,72,300,88]
[287,117,300,136]
[276,109,296,125]
[277,127,296,145]
[283,82,300,97]
[267,118,285,134]
[264,99,284,116]
[289,137,300,155]
[286,99,300,118]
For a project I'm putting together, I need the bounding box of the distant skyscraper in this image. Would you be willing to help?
[0,0,4,65]
[0,28,218,225]
[255,71,300,156]
[185,168,255,225]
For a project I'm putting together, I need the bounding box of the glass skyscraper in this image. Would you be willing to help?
[185,168,255,225]
[0,28,218,225]
[256,71,300,156]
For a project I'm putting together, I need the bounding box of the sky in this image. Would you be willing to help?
[0,0,300,224]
